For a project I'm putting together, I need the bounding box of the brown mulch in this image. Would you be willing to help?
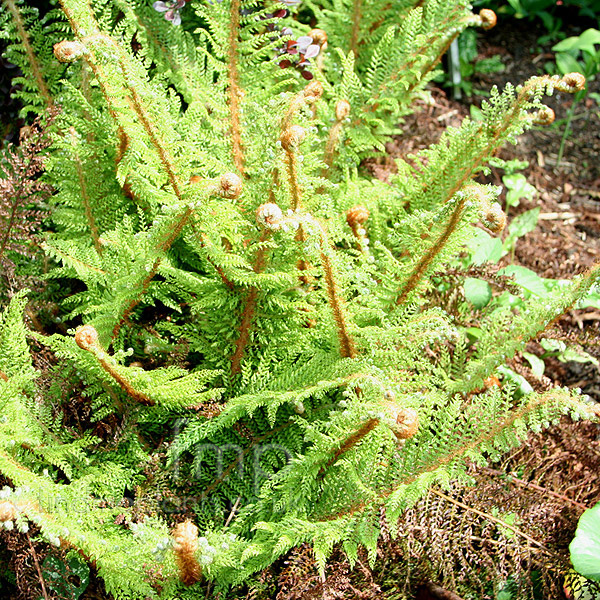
[372,16,600,404]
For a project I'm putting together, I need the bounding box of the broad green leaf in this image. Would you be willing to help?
[570,502,600,581]
[522,352,545,378]
[554,29,600,54]
[540,339,598,365]
[503,207,540,253]
[503,174,535,208]
[464,278,492,308]
[497,365,534,396]
[508,207,540,238]
[556,53,584,77]
[578,290,600,309]
[540,338,566,353]
[499,265,548,297]
[469,230,503,265]
[559,348,599,365]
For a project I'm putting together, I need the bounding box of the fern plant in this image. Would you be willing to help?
[0,0,598,597]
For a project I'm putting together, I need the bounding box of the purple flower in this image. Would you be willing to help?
[153,0,186,25]
[278,34,322,79]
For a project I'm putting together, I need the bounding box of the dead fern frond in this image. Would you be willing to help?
[0,107,56,297]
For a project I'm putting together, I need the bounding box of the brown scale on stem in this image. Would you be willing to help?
[173,520,202,586]
[395,196,467,307]
[322,100,351,175]
[281,81,323,133]
[120,57,183,200]
[75,325,155,406]
[316,224,356,359]
[230,225,271,375]
[281,125,313,284]
[349,0,362,57]
[281,125,306,213]
[346,204,370,254]
[322,418,379,474]
[227,0,245,177]
[4,0,53,107]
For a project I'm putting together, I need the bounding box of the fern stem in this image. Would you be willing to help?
[0,137,44,265]
[268,168,279,203]
[283,131,315,287]
[173,521,202,585]
[71,133,103,255]
[41,244,106,275]
[228,0,245,176]
[3,0,53,107]
[195,373,388,498]
[96,354,155,405]
[395,196,466,306]
[285,149,302,212]
[230,288,258,375]
[480,467,589,511]
[76,325,155,405]
[322,121,343,174]
[315,224,357,359]
[119,58,183,200]
[321,389,589,520]
[366,7,466,108]
[0,179,25,267]
[113,207,193,338]
[26,532,50,600]
[57,2,145,179]
[395,77,564,308]
[349,0,362,57]
[133,11,200,105]
[427,75,566,210]
[231,233,270,375]
[188,218,235,290]
[322,418,379,473]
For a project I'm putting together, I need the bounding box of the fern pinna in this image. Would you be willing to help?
[0,0,597,597]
